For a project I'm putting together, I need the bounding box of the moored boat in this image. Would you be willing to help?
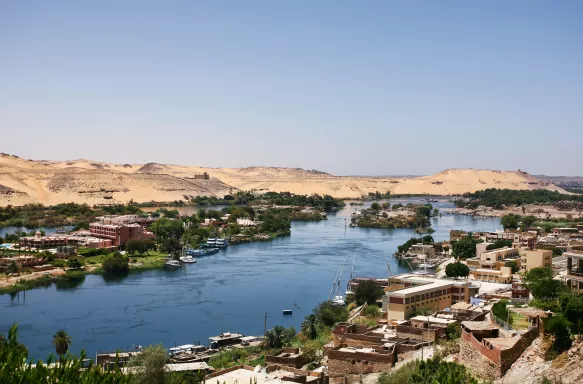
[179,256,197,264]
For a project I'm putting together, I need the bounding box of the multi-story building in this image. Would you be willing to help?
[520,249,552,272]
[89,223,155,247]
[479,247,520,262]
[19,232,69,249]
[472,267,513,284]
[382,274,470,321]
[564,251,583,293]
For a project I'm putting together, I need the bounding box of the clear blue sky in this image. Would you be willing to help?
[1,1,582,176]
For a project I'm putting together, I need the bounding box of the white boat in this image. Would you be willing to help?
[332,295,346,306]
[165,260,181,269]
[179,256,197,264]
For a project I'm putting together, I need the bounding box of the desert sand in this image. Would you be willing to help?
[0,154,564,207]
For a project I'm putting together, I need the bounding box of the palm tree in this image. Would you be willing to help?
[264,325,288,348]
[52,330,72,361]
[301,314,319,340]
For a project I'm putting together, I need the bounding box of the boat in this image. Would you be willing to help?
[179,256,197,264]
[214,238,229,248]
[205,247,220,255]
[282,309,292,315]
[164,260,182,269]
[206,238,217,247]
[332,295,346,306]
[186,249,207,257]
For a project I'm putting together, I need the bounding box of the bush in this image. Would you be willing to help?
[355,280,384,306]
[546,315,572,354]
[445,262,469,279]
[364,305,380,318]
[102,253,129,276]
[313,301,348,327]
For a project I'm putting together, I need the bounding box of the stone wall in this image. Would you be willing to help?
[327,346,395,377]
[459,338,501,380]
[396,325,443,342]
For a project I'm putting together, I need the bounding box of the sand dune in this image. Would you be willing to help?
[0,154,564,207]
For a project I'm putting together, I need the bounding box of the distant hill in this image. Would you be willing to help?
[0,154,566,206]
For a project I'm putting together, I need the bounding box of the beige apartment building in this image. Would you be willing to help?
[382,274,470,321]
[472,267,513,284]
[520,249,552,271]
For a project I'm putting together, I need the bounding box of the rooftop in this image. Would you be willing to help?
[209,367,320,384]
[461,320,499,331]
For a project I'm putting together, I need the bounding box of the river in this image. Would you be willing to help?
[0,199,501,360]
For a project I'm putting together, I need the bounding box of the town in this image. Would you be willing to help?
[3,194,583,383]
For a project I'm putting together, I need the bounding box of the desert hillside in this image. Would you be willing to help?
[0,154,564,206]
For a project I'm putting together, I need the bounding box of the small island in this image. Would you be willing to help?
[350,202,435,229]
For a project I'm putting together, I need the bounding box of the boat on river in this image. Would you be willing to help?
[206,238,228,248]
[165,260,181,269]
[332,295,346,306]
[179,256,197,264]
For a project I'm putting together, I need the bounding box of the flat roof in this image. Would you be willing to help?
[387,278,452,297]
[209,367,319,384]
[410,316,456,325]
[461,321,499,331]
[208,333,243,341]
[166,362,209,372]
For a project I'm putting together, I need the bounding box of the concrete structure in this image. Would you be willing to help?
[327,345,396,378]
[89,222,154,247]
[476,242,492,258]
[564,251,583,293]
[206,365,328,384]
[208,332,243,349]
[472,267,513,284]
[19,232,68,249]
[409,244,435,257]
[194,172,210,180]
[459,315,542,380]
[236,218,258,227]
[520,249,552,271]
[266,348,307,369]
[382,274,470,321]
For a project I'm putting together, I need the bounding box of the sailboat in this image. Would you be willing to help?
[329,254,348,306]
[345,254,356,296]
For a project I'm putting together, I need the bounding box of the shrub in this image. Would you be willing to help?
[102,253,129,276]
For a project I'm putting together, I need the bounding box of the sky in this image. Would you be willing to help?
[1,1,582,176]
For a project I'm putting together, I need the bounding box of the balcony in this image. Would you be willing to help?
[567,268,583,277]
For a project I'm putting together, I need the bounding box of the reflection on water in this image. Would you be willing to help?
[1,199,501,360]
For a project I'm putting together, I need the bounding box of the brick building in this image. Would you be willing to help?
[19,232,68,249]
[89,223,154,247]
[327,345,396,378]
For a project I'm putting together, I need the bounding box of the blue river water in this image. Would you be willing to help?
[0,199,501,360]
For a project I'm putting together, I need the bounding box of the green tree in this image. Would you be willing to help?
[486,239,513,250]
[52,329,72,361]
[1,324,130,383]
[559,293,583,334]
[313,301,348,327]
[370,202,380,210]
[505,260,519,274]
[546,315,572,353]
[102,253,130,276]
[491,300,513,324]
[445,262,470,279]
[125,239,145,256]
[67,257,82,270]
[445,323,462,340]
[451,237,477,259]
[354,280,384,306]
[301,314,320,340]
[264,325,294,348]
[500,214,520,229]
[364,304,380,318]
[523,267,565,300]
[129,344,168,384]
[521,215,537,227]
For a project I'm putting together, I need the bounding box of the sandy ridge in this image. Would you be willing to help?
[0,154,565,207]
